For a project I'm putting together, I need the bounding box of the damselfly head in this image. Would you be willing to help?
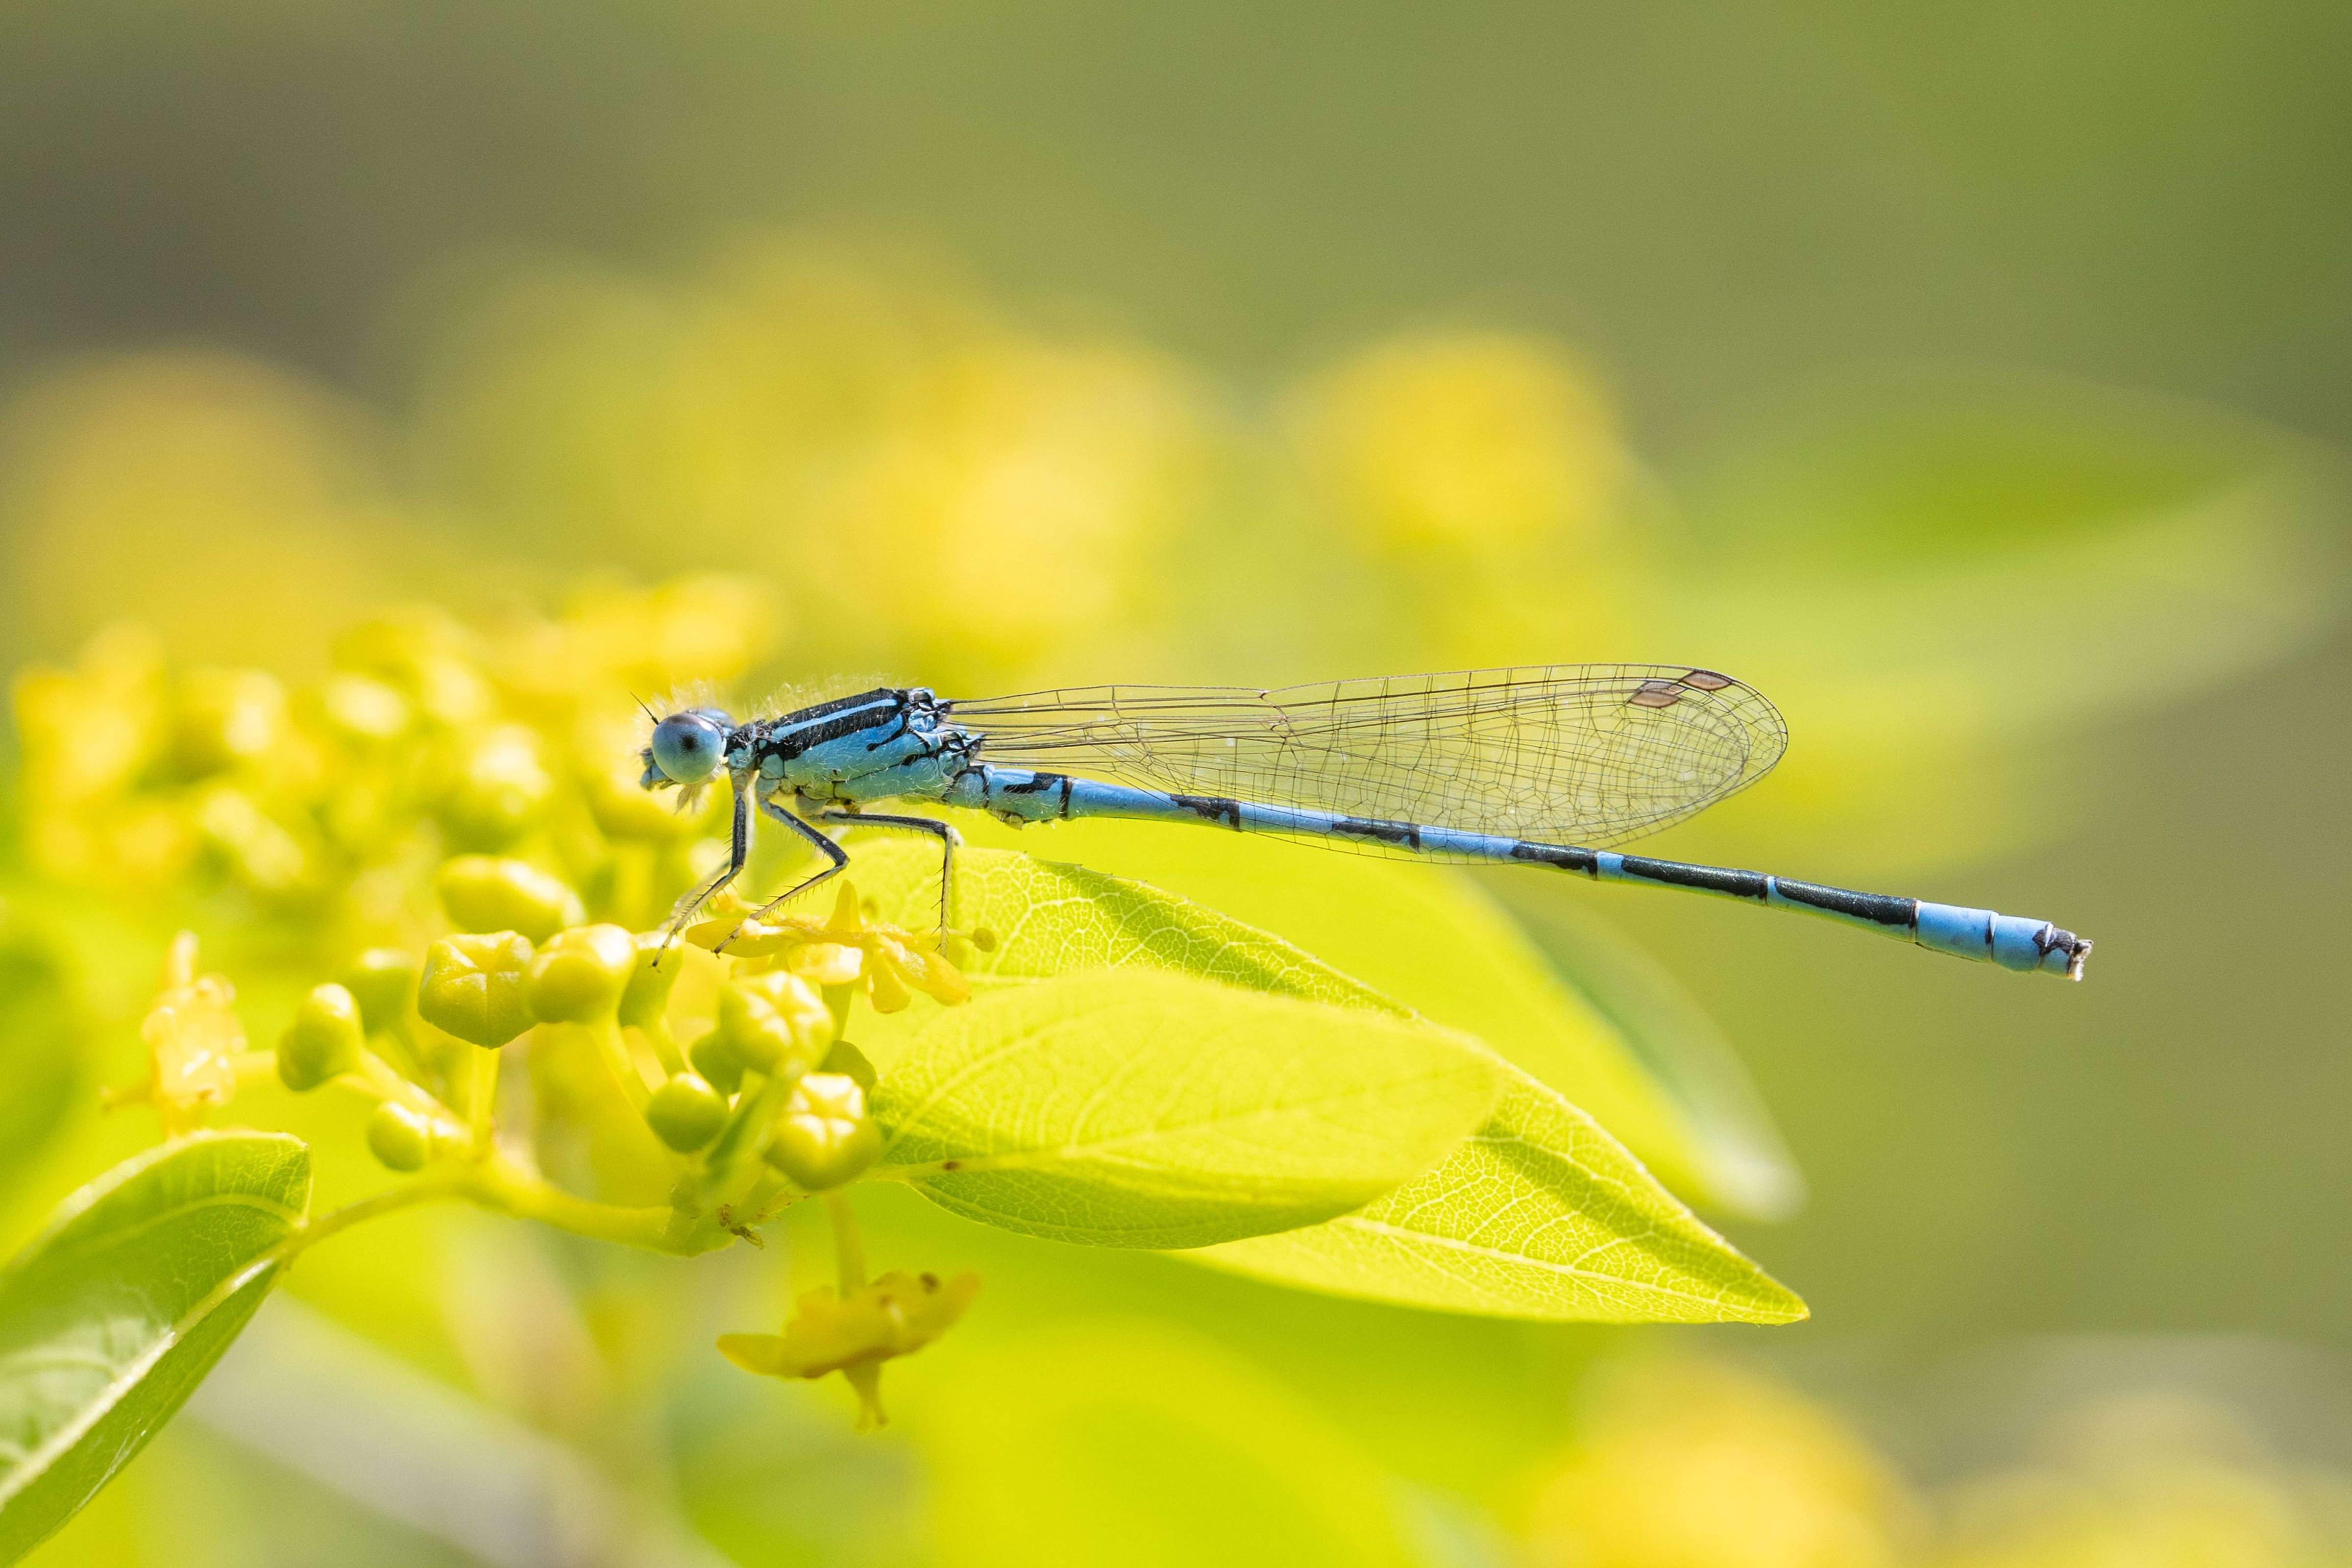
[643,708,733,790]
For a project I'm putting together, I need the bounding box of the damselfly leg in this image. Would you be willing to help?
[657,783,754,963]
[816,809,960,937]
[710,799,852,955]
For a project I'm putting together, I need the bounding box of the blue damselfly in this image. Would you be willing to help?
[638,666,2090,980]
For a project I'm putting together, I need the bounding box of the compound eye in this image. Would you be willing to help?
[650,715,722,784]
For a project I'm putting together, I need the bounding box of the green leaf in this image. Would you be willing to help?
[0,1131,311,1561]
[1478,876,1803,1219]
[855,834,1764,1214]
[859,841,1399,1012]
[873,971,1500,1249]
[1200,1063,1806,1324]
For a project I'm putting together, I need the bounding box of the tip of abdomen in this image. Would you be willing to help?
[1916,902,2094,980]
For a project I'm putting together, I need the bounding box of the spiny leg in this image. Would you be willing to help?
[657,781,753,963]
[713,798,851,955]
[817,810,960,937]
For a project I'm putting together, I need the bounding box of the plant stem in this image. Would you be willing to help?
[277,1152,729,1265]
[635,1019,685,1078]
[468,1048,498,1150]
[823,1189,865,1295]
[699,1065,792,1204]
[474,1154,684,1250]
[279,1171,473,1262]
[350,1050,444,1118]
[736,1169,797,1226]
[588,1018,651,1116]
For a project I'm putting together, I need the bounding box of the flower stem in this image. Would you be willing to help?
[588,1018,652,1116]
[635,1019,684,1078]
[474,1155,683,1251]
[823,1189,865,1295]
[279,1171,473,1262]
[467,1048,498,1151]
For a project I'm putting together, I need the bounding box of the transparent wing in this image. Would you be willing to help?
[946,665,1787,849]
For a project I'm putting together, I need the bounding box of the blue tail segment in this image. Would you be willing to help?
[952,765,2092,981]
[1913,902,2091,978]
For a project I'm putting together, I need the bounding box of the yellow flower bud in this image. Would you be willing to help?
[172,667,285,777]
[417,931,536,1047]
[342,948,417,1035]
[367,1101,434,1171]
[316,672,411,743]
[687,1029,744,1098]
[277,982,365,1092]
[764,1072,881,1190]
[439,725,552,851]
[645,1072,729,1152]
[715,970,834,1076]
[617,931,681,1029]
[434,856,584,943]
[525,923,636,1023]
[193,785,310,896]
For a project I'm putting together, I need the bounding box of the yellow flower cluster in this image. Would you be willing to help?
[13,580,990,1424]
[9,577,773,954]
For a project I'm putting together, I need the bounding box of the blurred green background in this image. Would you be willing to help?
[4,2,2351,1564]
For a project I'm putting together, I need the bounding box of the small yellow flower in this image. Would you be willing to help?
[366,1100,465,1171]
[418,931,537,1047]
[717,1269,980,1429]
[314,671,412,745]
[713,968,835,1075]
[170,666,286,778]
[435,855,585,942]
[341,949,418,1034]
[277,981,365,1092]
[525,923,637,1023]
[333,608,493,729]
[120,931,245,1135]
[688,881,971,1013]
[192,783,312,897]
[644,1072,729,1152]
[764,1072,881,1190]
[439,724,554,851]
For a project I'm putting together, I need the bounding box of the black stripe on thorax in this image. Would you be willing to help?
[779,687,902,726]
[758,692,908,761]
